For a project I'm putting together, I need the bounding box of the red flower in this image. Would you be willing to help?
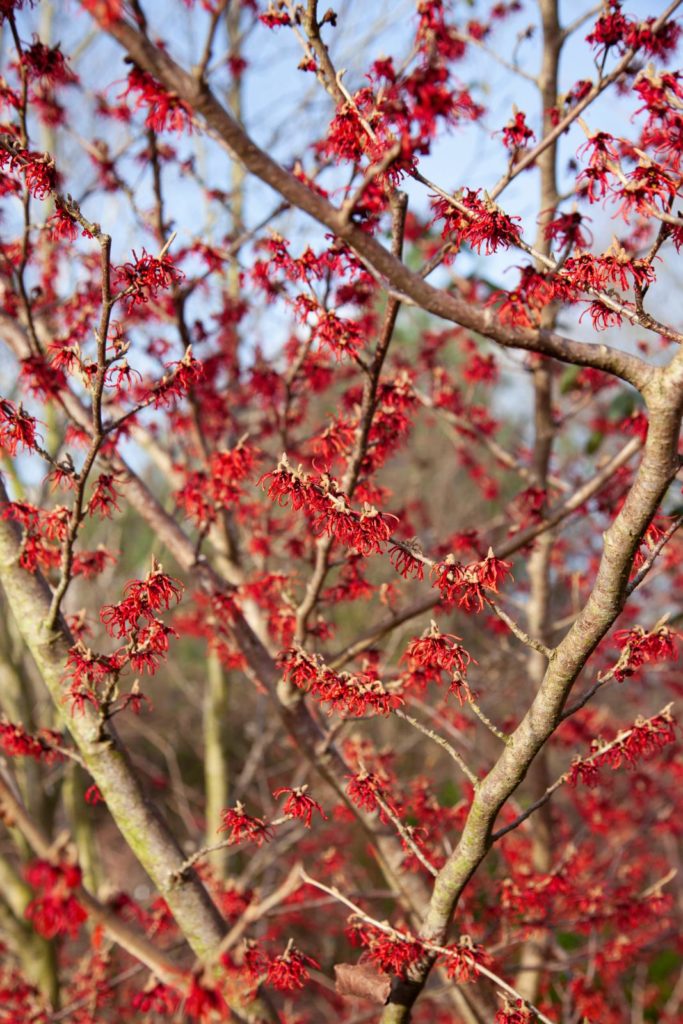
[404,621,473,675]
[258,454,315,510]
[568,707,676,786]
[87,474,121,519]
[20,40,76,86]
[278,645,322,690]
[264,943,319,991]
[259,6,291,27]
[586,3,634,56]
[476,551,513,591]
[0,399,40,455]
[544,210,592,250]
[128,619,178,675]
[442,936,489,982]
[24,860,87,940]
[495,999,534,1023]
[114,247,183,312]
[350,923,424,977]
[346,770,384,812]
[64,642,121,689]
[185,975,228,1022]
[389,541,425,580]
[124,561,183,614]
[448,674,474,706]
[499,110,534,151]
[218,802,274,846]
[131,982,180,1015]
[121,66,192,133]
[0,719,63,764]
[462,191,522,254]
[273,785,327,827]
[612,625,678,681]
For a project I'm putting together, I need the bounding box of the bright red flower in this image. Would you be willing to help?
[218,802,274,846]
[264,944,319,991]
[273,785,327,827]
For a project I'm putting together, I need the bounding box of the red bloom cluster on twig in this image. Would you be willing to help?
[404,620,474,675]
[259,455,397,556]
[0,399,40,455]
[264,942,319,991]
[612,624,678,681]
[0,719,64,763]
[431,550,512,611]
[114,247,183,312]
[272,785,327,827]
[121,66,192,133]
[218,802,274,846]
[279,645,403,717]
[24,860,87,940]
[568,706,676,787]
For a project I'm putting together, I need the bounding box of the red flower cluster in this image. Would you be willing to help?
[130,982,180,1016]
[176,440,259,525]
[0,398,40,455]
[121,66,192,133]
[259,5,291,27]
[94,561,183,678]
[347,921,423,977]
[432,189,522,255]
[586,2,680,58]
[264,944,319,991]
[499,110,534,152]
[403,620,473,675]
[430,550,512,611]
[279,645,403,717]
[184,974,228,1021]
[218,802,274,846]
[495,1000,534,1024]
[0,500,68,574]
[389,540,426,580]
[114,248,183,312]
[0,146,57,200]
[0,718,64,763]
[87,473,122,519]
[568,707,676,787]
[260,455,396,556]
[24,860,87,940]
[272,785,327,827]
[442,936,490,982]
[20,40,76,86]
[612,624,678,681]
[345,769,385,812]
[101,560,183,639]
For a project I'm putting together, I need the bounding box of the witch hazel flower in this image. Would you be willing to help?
[24,860,87,940]
[568,706,676,787]
[278,645,403,718]
[431,548,512,612]
[272,785,327,827]
[264,940,319,991]
[113,247,183,312]
[100,558,183,639]
[259,455,397,555]
[403,620,474,676]
[120,65,192,133]
[218,802,274,846]
[611,622,678,681]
